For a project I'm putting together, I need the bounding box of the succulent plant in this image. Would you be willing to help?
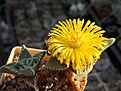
[0,18,116,91]
[0,46,46,76]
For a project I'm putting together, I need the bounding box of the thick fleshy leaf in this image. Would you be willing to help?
[0,47,46,76]
[25,74,39,91]
[101,38,115,52]
[45,57,68,70]
[20,67,35,76]
[33,51,46,62]
[75,65,93,80]
[74,74,85,81]
[0,62,21,76]
[18,45,32,61]
[104,38,115,49]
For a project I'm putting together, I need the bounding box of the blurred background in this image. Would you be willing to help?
[0,0,121,91]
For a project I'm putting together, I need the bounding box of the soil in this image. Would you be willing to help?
[0,68,87,91]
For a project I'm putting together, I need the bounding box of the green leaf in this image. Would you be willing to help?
[20,67,35,76]
[18,45,32,61]
[45,57,68,70]
[32,51,46,72]
[33,51,46,62]
[0,62,21,76]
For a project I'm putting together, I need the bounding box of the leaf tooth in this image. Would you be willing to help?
[5,66,10,69]
[10,69,17,72]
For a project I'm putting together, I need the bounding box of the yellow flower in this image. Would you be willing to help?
[46,18,108,73]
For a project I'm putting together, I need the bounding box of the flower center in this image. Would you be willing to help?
[67,31,81,48]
